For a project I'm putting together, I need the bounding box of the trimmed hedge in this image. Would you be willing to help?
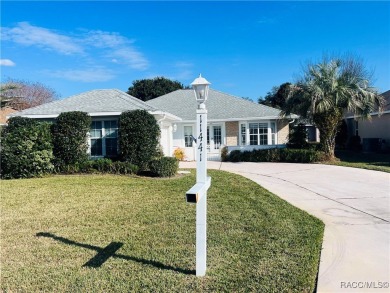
[1,117,54,179]
[119,110,160,170]
[58,159,139,175]
[149,157,179,177]
[52,111,91,168]
[227,148,325,163]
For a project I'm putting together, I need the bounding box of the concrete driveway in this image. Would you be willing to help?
[179,161,390,292]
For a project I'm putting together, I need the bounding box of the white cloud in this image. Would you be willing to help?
[109,47,149,70]
[85,30,132,48]
[1,22,150,76]
[47,68,115,82]
[0,59,16,66]
[1,22,83,55]
[84,30,149,70]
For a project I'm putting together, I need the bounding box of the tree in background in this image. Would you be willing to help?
[282,55,384,160]
[258,82,291,109]
[127,77,184,102]
[0,78,59,110]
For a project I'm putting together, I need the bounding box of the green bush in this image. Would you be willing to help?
[119,110,160,170]
[52,111,91,169]
[226,148,325,163]
[111,161,139,175]
[287,123,309,149]
[91,158,113,172]
[228,150,242,162]
[1,117,54,179]
[57,159,138,175]
[149,157,179,177]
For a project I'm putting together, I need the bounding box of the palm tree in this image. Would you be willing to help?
[282,56,385,160]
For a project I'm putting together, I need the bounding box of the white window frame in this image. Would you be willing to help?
[239,121,278,146]
[89,119,118,158]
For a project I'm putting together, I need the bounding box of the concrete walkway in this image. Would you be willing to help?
[179,161,390,292]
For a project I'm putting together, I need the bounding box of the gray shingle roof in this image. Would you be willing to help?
[12,89,158,116]
[147,89,282,121]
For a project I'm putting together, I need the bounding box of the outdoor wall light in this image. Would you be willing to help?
[191,74,211,104]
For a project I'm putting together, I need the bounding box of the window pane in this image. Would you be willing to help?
[184,126,193,147]
[105,120,118,138]
[91,138,102,156]
[105,138,118,157]
[271,122,276,145]
[90,121,102,138]
[259,123,268,145]
[213,126,222,149]
[241,124,246,145]
[248,122,269,145]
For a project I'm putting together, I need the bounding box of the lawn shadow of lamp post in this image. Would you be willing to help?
[36,232,195,275]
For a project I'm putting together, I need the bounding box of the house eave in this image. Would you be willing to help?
[8,110,183,121]
[149,111,182,121]
[345,110,390,119]
[177,115,295,123]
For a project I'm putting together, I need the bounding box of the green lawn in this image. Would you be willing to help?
[330,150,390,173]
[1,171,324,292]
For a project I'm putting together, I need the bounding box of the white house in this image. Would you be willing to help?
[147,88,297,160]
[10,88,297,161]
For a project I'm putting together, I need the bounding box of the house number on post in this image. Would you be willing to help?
[198,115,203,162]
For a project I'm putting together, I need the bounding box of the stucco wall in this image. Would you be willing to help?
[226,121,238,146]
[277,120,289,144]
[358,114,390,148]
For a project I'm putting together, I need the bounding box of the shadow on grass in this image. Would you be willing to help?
[36,232,195,275]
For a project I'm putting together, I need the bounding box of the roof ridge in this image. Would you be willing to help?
[112,89,157,111]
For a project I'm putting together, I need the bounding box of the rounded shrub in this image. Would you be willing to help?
[119,110,160,170]
[1,117,54,179]
[52,111,91,169]
[149,157,179,177]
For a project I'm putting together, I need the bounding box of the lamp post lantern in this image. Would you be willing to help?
[185,74,211,277]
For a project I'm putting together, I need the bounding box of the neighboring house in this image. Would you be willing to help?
[9,88,297,161]
[0,107,18,126]
[9,89,181,158]
[344,90,390,151]
[147,89,297,160]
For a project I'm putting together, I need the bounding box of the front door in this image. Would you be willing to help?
[207,125,222,155]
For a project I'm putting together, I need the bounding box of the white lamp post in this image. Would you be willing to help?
[186,74,211,277]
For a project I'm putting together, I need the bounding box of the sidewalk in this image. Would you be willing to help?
[179,161,390,292]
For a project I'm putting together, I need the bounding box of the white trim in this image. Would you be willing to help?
[150,111,182,121]
[239,120,278,147]
[8,110,183,120]
[89,119,119,158]
[8,114,59,119]
[179,116,289,123]
[344,110,390,119]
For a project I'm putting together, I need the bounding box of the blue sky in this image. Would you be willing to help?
[1,1,389,101]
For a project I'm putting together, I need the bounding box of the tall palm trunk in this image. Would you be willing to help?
[313,109,343,161]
